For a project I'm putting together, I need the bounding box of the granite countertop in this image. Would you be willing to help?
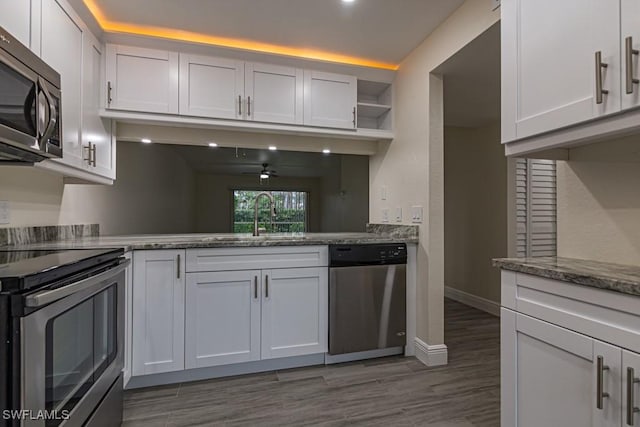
[493,256,640,297]
[1,232,418,252]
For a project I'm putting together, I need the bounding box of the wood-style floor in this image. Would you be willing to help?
[122,299,500,426]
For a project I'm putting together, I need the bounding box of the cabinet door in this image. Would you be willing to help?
[501,0,621,142]
[0,0,31,47]
[82,32,114,179]
[246,63,303,125]
[261,267,328,359]
[106,45,179,114]
[501,309,620,427]
[40,0,84,169]
[185,271,261,369]
[132,250,185,376]
[179,54,244,120]
[303,70,357,129]
[621,0,640,110]
[623,350,640,427]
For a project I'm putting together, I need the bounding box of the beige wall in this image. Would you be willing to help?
[557,137,640,265]
[444,123,507,304]
[370,0,500,345]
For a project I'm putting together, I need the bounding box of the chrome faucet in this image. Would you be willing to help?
[253,192,276,236]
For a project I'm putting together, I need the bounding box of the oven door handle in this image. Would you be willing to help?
[25,259,130,308]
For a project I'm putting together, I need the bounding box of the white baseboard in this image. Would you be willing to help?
[414,338,448,367]
[445,286,500,317]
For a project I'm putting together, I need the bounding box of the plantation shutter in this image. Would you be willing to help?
[515,159,557,257]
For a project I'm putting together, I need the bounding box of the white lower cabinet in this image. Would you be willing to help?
[132,250,185,376]
[261,268,328,359]
[500,271,640,427]
[185,266,328,369]
[502,310,624,427]
[185,270,262,369]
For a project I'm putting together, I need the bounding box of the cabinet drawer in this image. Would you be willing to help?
[502,271,640,353]
[186,246,328,272]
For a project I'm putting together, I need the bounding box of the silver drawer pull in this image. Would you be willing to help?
[626,37,640,95]
[597,356,610,410]
[627,367,640,426]
[254,276,258,300]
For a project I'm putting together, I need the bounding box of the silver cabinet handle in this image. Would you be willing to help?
[626,37,640,95]
[84,142,96,167]
[628,367,640,426]
[597,356,610,410]
[107,81,113,106]
[352,106,357,128]
[238,95,242,115]
[265,275,269,298]
[254,276,258,300]
[176,254,181,279]
[595,51,609,104]
[248,96,252,116]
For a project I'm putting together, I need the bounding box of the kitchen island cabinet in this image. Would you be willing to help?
[495,257,640,427]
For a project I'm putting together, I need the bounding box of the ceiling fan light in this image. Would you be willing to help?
[260,173,270,179]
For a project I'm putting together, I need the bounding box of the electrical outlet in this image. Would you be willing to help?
[411,206,423,224]
[382,209,390,223]
[395,207,403,222]
[0,201,9,225]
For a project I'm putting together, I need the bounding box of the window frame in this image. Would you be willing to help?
[230,188,310,233]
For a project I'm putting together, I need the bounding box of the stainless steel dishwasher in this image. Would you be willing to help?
[328,243,407,362]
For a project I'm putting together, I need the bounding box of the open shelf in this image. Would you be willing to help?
[357,79,393,132]
[357,102,392,119]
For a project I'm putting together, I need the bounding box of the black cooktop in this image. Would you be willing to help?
[0,248,124,293]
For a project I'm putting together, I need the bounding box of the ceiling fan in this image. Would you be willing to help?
[242,163,279,180]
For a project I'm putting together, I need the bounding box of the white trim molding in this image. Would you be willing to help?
[445,286,500,317]
[414,338,448,367]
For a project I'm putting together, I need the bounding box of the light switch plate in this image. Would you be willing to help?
[411,206,423,224]
[0,201,9,225]
[395,207,403,222]
[382,209,390,223]
[381,186,388,201]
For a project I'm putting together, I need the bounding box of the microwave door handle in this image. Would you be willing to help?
[38,77,57,144]
[23,85,37,139]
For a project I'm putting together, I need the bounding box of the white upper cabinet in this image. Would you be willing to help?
[245,63,303,125]
[185,270,261,369]
[40,0,84,169]
[502,0,621,143]
[621,0,640,111]
[261,267,328,359]
[82,32,115,179]
[179,54,244,120]
[304,70,357,129]
[106,45,179,114]
[0,0,31,48]
[132,250,185,376]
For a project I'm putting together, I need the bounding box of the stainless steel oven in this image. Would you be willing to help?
[0,25,61,163]
[0,249,127,427]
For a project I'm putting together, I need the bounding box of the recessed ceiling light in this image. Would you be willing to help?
[342,0,356,3]
[208,142,218,147]
[268,146,277,151]
[141,138,152,144]
[322,149,331,154]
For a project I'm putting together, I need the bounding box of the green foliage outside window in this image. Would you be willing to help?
[233,190,307,233]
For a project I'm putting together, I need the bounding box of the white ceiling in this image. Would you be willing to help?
[437,23,501,128]
[85,0,465,65]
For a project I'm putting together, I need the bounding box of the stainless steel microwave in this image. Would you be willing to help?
[0,26,62,163]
